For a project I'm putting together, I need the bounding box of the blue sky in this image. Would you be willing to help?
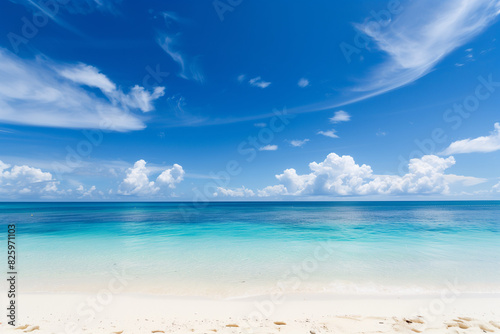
[1,0,500,201]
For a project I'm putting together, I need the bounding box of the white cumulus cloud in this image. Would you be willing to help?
[0,160,59,196]
[257,185,288,197]
[254,153,483,197]
[441,123,500,154]
[329,110,351,123]
[215,186,255,197]
[118,160,185,196]
[157,164,185,188]
[77,185,97,197]
[118,160,159,196]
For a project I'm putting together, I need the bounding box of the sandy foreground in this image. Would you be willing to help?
[1,293,499,334]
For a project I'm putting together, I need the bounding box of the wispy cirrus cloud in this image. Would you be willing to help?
[57,63,117,93]
[259,144,278,151]
[157,12,204,83]
[443,174,487,187]
[233,0,500,123]
[105,0,500,129]
[10,0,122,15]
[237,74,246,83]
[238,75,271,89]
[353,0,500,96]
[297,78,309,88]
[8,0,122,36]
[493,181,500,192]
[0,48,164,131]
[249,76,271,88]
[289,139,310,147]
[157,35,204,82]
[317,130,339,138]
[441,123,500,155]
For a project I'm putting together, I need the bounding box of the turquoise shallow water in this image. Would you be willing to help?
[0,201,499,297]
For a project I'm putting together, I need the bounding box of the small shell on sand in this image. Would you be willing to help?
[479,324,495,332]
[24,326,39,332]
[336,316,362,321]
[409,318,424,324]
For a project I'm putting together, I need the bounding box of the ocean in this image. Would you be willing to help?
[1,201,499,297]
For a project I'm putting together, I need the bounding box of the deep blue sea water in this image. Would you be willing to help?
[0,201,499,297]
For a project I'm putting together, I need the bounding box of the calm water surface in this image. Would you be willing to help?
[0,201,499,297]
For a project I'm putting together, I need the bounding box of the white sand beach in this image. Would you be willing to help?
[1,293,499,334]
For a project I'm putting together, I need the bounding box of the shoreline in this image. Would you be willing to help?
[15,281,500,300]
[12,290,500,300]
